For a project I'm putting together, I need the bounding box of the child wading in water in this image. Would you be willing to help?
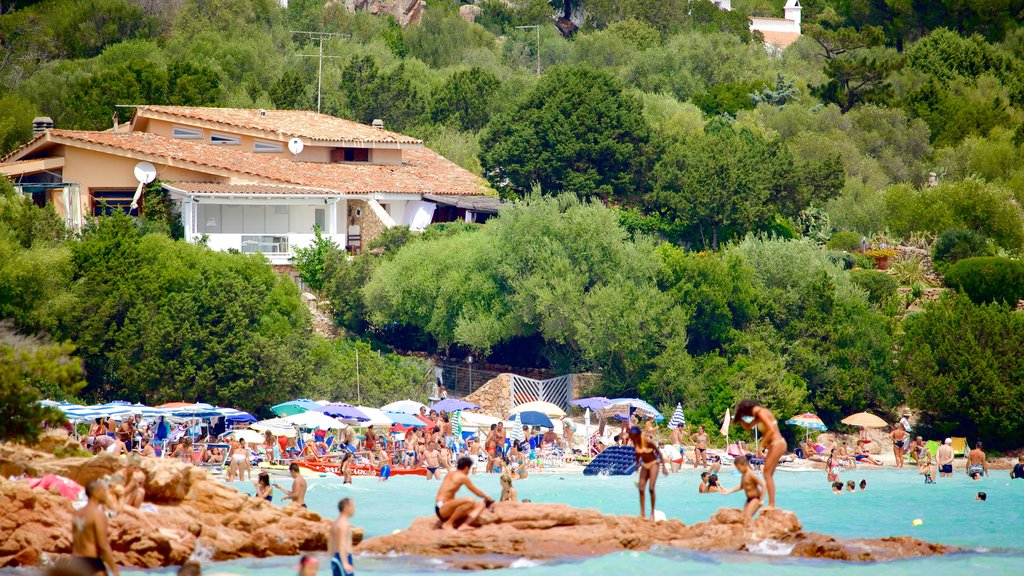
[734,399,787,509]
[722,455,766,520]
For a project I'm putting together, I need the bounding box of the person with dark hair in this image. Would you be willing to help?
[274,463,307,507]
[256,472,273,502]
[1011,455,1024,480]
[72,480,120,576]
[976,491,987,501]
[698,471,710,493]
[734,399,787,509]
[434,456,494,530]
[832,481,844,494]
[859,479,867,491]
[627,425,668,518]
[329,498,356,576]
[297,554,319,576]
[722,455,765,520]
[177,561,201,576]
[967,442,989,478]
[689,425,709,468]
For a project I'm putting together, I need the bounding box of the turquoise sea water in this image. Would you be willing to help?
[124,467,1024,575]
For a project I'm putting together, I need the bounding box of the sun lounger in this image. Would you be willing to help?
[951,437,967,457]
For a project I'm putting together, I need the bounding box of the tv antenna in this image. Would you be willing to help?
[293,31,350,114]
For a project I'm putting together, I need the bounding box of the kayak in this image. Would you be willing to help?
[296,460,428,478]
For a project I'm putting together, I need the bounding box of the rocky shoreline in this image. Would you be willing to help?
[359,502,956,569]
[0,440,337,569]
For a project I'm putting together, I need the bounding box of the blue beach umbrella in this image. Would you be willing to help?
[571,397,610,411]
[319,403,369,423]
[431,398,480,413]
[385,411,426,428]
[514,410,554,429]
[214,406,256,423]
[669,403,686,428]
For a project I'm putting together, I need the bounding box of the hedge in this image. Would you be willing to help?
[944,257,1024,305]
[850,269,899,306]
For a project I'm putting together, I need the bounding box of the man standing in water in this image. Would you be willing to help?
[967,441,989,478]
[274,463,308,507]
[889,424,907,468]
[72,480,120,576]
[669,423,687,466]
[329,498,356,576]
[435,456,494,530]
[937,438,955,479]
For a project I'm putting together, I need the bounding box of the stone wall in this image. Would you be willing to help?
[346,199,387,251]
[466,373,511,419]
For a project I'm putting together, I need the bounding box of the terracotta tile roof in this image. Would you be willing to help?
[166,182,339,196]
[133,105,423,145]
[29,130,487,196]
[759,30,802,49]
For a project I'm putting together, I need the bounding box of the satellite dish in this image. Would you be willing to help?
[288,138,305,156]
[133,162,157,184]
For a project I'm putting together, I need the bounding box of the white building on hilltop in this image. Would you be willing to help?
[715,0,803,50]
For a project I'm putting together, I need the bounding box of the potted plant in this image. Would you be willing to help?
[864,248,897,271]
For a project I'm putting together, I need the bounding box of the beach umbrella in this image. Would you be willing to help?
[127,404,170,418]
[283,411,346,431]
[431,398,480,413]
[271,399,322,417]
[380,399,427,415]
[571,397,610,411]
[459,411,501,432]
[318,403,369,422]
[383,411,426,428]
[720,408,731,447]
[169,403,221,419]
[514,410,554,429]
[352,406,394,427]
[157,402,200,409]
[251,418,298,437]
[841,412,888,428]
[508,413,526,442]
[669,403,686,428]
[596,398,663,422]
[452,411,463,437]
[786,413,828,443]
[512,401,566,418]
[221,429,266,444]
[214,407,256,423]
[53,403,105,422]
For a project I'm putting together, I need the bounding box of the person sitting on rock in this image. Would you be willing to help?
[434,456,494,530]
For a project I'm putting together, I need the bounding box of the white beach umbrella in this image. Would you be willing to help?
[352,406,394,427]
[221,429,266,444]
[251,418,298,438]
[284,411,347,431]
[380,399,427,415]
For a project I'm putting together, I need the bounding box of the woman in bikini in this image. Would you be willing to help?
[734,399,787,509]
[627,426,668,519]
[690,425,709,468]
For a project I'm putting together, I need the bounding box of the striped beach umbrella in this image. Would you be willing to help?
[508,413,525,443]
[669,403,686,428]
[785,413,828,431]
[451,411,462,437]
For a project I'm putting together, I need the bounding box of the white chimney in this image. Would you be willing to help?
[371,119,384,129]
[32,117,54,137]
[785,0,802,27]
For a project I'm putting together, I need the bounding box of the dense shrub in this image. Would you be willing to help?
[932,228,993,271]
[944,257,1024,305]
[849,269,899,306]
[826,231,863,252]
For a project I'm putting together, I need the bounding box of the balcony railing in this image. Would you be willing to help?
[240,235,289,255]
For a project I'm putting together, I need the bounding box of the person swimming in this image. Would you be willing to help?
[735,399,786,510]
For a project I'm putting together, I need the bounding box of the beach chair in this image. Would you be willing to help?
[951,437,968,457]
[926,440,940,460]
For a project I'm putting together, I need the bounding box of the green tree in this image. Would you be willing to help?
[806,18,902,112]
[0,93,39,155]
[480,66,651,200]
[648,118,776,250]
[61,59,167,130]
[291,225,340,295]
[898,295,1024,448]
[431,67,500,132]
[270,69,310,110]
[0,324,85,443]
[340,56,424,130]
[166,60,221,106]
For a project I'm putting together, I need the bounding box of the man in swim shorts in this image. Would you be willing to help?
[966,441,989,478]
[422,441,443,480]
[1011,455,1024,480]
[937,438,955,478]
[329,498,356,576]
[72,480,120,576]
[274,463,308,507]
[434,456,494,530]
[669,423,687,466]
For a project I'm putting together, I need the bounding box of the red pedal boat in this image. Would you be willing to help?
[296,460,428,478]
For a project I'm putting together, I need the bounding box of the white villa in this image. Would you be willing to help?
[0,106,497,264]
[714,0,802,50]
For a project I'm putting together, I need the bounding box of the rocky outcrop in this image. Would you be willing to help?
[459,4,482,22]
[0,442,341,569]
[466,373,512,419]
[333,0,424,28]
[359,503,955,568]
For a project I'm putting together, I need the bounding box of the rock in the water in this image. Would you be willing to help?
[359,503,956,568]
[0,444,335,570]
